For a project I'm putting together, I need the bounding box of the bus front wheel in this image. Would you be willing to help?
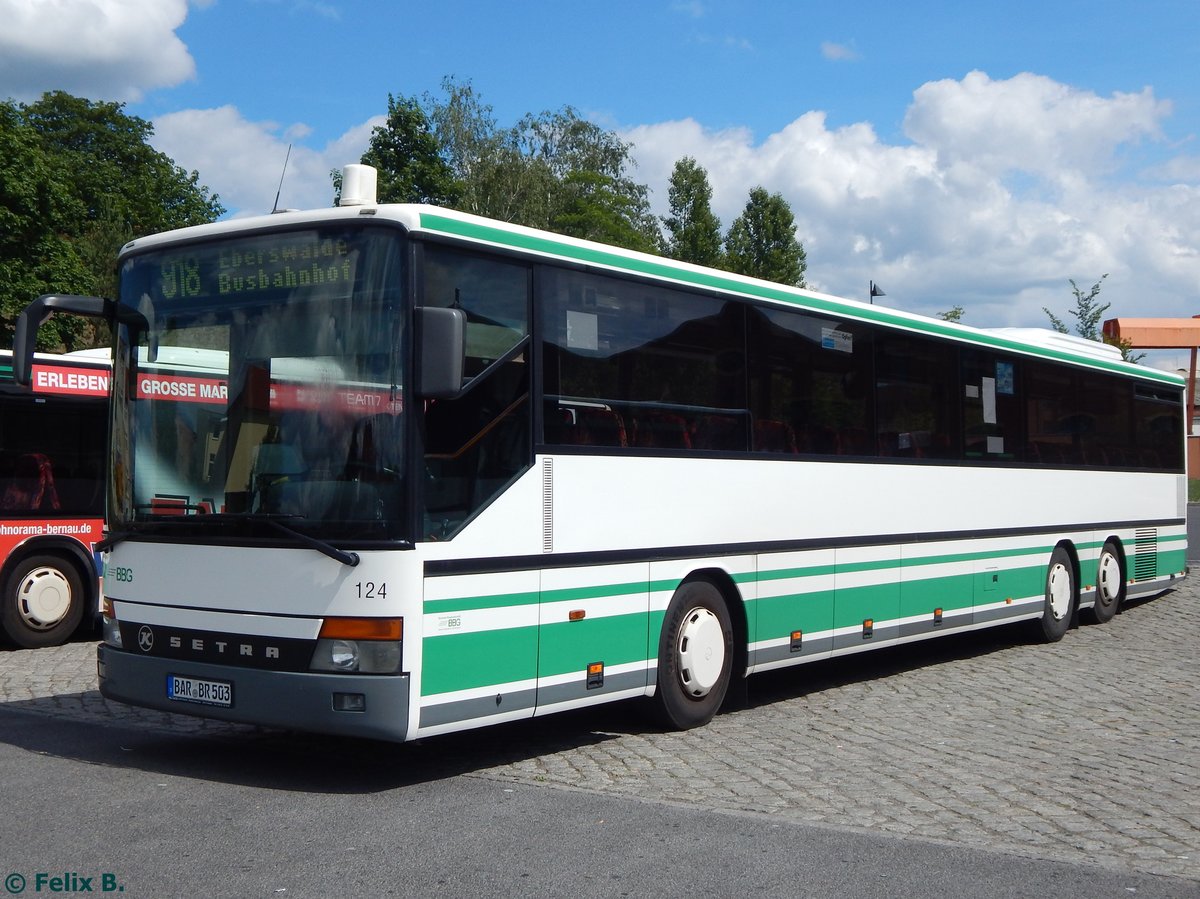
[1,554,85,649]
[652,579,733,730]
[1031,547,1075,643]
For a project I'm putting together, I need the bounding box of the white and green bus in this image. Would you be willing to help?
[15,164,1186,741]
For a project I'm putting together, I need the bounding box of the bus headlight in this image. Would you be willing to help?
[309,618,403,674]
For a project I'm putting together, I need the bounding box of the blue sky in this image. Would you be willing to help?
[2,0,1199,360]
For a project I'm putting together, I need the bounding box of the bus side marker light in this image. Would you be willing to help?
[862,619,873,638]
[933,608,943,625]
[790,630,803,652]
[569,609,586,622]
[587,661,604,689]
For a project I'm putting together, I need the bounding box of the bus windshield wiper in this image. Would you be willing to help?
[102,512,359,567]
[204,513,360,567]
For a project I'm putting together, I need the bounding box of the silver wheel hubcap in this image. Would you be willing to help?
[677,607,725,697]
[1047,562,1071,620]
[16,566,72,630]
[1098,552,1121,605]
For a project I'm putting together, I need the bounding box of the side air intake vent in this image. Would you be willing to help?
[1133,529,1157,581]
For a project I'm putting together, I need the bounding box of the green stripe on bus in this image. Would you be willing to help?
[535,612,651,678]
[1156,549,1186,575]
[421,625,538,696]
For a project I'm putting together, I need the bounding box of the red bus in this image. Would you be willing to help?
[0,349,106,647]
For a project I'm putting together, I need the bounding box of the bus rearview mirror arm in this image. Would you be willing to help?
[13,293,149,386]
[13,294,113,386]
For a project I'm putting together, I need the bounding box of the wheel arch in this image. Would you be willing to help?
[680,566,749,680]
[1100,534,1128,570]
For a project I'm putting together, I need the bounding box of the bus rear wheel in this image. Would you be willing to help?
[2,554,85,649]
[1085,541,1124,625]
[1031,547,1075,643]
[652,579,733,730]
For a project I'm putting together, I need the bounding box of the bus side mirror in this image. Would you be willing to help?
[415,306,466,399]
[13,294,113,385]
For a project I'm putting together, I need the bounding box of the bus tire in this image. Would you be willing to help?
[1085,541,1124,625]
[652,579,733,730]
[1,554,85,649]
[1031,547,1075,643]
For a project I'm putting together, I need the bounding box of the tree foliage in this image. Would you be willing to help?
[662,156,723,267]
[361,93,456,205]
[1043,273,1141,362]
[362,80,815,277]
[0,91,224,350]
[363,78,660,253]
[1044,274,1109,341]
[724,187,807,286]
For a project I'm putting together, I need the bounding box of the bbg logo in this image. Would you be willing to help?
[108,567,134,583]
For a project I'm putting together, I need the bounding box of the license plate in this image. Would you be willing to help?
[166,674,233,708]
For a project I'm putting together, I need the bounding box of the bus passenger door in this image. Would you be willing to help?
[535,563,651,716]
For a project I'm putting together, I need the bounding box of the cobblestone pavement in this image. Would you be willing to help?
[2,581,1198,883]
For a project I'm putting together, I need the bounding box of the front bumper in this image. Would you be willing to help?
[97,644,411,742]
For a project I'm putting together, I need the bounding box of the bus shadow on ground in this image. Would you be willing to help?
[0,593,1167,795]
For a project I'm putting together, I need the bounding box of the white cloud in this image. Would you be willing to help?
[904,71,1170,180]
[0,0,196,102]
[152,106,383,217]
[623,72,1200,328]
[820,41,860,62]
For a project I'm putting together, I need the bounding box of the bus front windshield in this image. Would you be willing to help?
[110,225,407,543]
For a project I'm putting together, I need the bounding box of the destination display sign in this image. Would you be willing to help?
[153,232,359,301]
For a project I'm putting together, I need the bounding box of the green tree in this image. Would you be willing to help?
[22,92,222,234]
[1043,273,1142,362]
[0,92,223,351]
[0,100,91,350]
[1043,274,1109,341]
[361,93,457,205]
[662,157,722,267]
[367,79,661,253]
[724,187,807,286]
[939,305,965,322]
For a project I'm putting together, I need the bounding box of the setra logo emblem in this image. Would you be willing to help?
[137,626,154,652]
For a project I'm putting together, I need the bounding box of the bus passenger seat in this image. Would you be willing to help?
[633,413,691,449]
[578,408,628,447]
[753,419,798,454]
[0,453,60,511]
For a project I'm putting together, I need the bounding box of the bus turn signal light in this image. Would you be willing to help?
[319,617,403,641]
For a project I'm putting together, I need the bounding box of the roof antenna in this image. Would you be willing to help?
[271,144,293,213]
